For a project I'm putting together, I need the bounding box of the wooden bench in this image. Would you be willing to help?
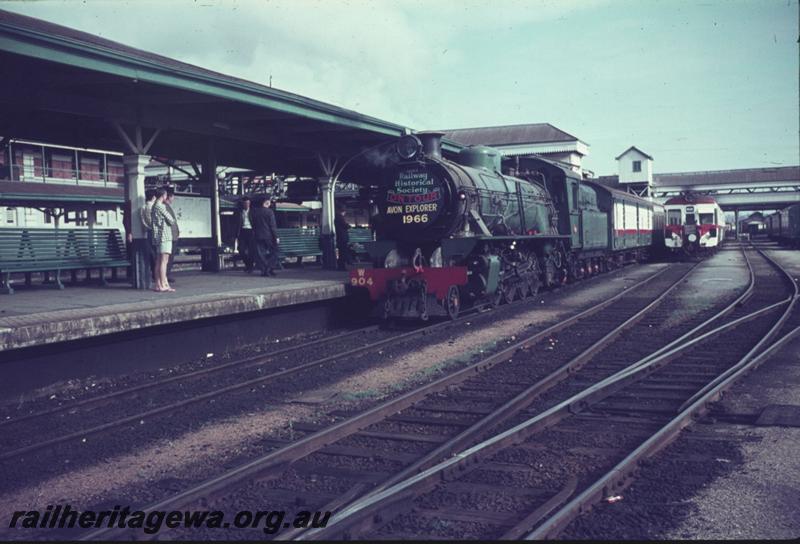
[348,227,374,261]
[0,228,129,294]
[348,227,374,245]
[277,227,322,265]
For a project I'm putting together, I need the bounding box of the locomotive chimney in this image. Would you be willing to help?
[418,132,445,160]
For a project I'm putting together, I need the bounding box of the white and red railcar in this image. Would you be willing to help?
[663,196,725,254]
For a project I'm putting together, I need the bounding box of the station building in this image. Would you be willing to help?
[441,123,590,174]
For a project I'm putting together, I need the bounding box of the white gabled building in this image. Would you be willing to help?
[614,146,654,197]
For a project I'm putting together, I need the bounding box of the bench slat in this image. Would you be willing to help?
[1,228,129,293]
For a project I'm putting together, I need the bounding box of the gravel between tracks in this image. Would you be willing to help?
[561,244,800,540]
[0,264,668,529]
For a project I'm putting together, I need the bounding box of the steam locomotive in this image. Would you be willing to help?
[350,133,664,320]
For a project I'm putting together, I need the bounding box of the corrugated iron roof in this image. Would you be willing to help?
[439,123,580,147]
[0,8,406,134]
[595,166,799,188]
[654,166,800,187]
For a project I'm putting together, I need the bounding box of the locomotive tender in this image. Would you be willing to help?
[350,133,664,320]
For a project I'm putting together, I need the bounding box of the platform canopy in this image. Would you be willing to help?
[0,9,412,176]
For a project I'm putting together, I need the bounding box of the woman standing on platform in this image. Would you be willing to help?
[151,187,175,292]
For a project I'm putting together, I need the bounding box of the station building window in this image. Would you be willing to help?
[5,207,15,224]
[80,157,101,181]
[632,160,642,173]
[51,154,74,179]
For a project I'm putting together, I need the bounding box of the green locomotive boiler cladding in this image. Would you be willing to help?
[377,144,556,248]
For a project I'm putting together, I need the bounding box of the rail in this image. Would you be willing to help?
[297,244,799,539]
[76,263,686,540]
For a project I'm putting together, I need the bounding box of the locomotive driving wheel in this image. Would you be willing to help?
[543,257,557,287]
[515,280,528,301]
[491,281,512,307]
[500,282,517,304]
[445,285,461,320]
[527,273,541,296]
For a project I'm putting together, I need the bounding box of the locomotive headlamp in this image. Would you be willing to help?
[396,135,422,160]
[688,233,697,242]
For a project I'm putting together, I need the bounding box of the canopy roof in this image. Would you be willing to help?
[0,9,410,176]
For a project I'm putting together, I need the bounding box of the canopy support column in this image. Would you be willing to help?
[319,176,337,269]
[201,142,223,272]
[123,154,151,289]
[734,209,740,239]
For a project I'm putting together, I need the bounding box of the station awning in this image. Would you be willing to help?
[0,9,410,177]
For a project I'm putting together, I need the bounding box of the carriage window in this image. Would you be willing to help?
[667,209,681,225]
[699,213,714,224]
[685,213,696,225]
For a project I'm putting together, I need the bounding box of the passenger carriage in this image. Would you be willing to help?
[767,205,800,248]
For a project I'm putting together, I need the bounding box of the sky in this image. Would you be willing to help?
[2,0,798,176]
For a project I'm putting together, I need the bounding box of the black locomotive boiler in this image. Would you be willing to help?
[350,133,664,320]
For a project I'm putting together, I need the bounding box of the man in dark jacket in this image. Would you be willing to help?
[235,196,254,272]
[251,196,280,276]
[334,210,351,270]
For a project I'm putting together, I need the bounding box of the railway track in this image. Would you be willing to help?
[0,261,655,466]
[292,243,798,540]
[76,252,751,540]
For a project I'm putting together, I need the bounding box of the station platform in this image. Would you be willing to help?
[0,267,348,353]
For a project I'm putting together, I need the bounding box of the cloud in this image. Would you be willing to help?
[2,0,606,128]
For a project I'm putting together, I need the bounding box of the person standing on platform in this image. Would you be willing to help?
[139,189,157,283]
[164,186,180,283]
[252,196,280,277]
[235,196,254,272]
[334,210,351,270]
[151,187,175,292]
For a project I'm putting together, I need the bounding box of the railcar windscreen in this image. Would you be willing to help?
[667,210,681,225]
